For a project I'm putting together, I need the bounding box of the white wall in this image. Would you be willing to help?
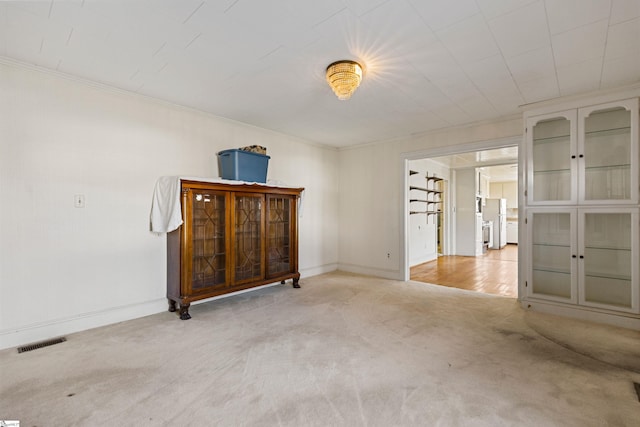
[454,168,480,256]
[0,61,339,349]
[338,119,522,279]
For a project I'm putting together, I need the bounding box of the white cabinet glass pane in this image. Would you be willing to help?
[533,171,571,201]
[583,276,631,307]
[531,212,572,298]
[532,270,572,298]
[584,212,631,249]
[532,118,572,202]
[583,213,632,307]
[584,247,631,279]
[584,108,631,201]
[532,212,571,245]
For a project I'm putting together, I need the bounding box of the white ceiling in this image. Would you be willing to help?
[481,164,518,182]
[431,146,518,168]
[430,146,519,181]
[2,0,639,147]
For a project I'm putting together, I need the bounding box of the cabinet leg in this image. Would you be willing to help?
[168,299,177,312]
[292,275,301,289]
[179,304,191,320]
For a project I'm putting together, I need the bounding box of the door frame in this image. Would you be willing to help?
[401,136,524,296]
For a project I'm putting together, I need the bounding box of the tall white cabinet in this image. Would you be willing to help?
[523,96,640,326]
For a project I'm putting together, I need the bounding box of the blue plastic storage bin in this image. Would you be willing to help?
[218,149,270,183]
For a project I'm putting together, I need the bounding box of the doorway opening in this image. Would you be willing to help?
[403,140,521,299]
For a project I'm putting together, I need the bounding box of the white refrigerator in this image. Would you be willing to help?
[483,198,507,249]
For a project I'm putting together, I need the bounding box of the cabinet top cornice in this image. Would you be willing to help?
[179,178,304,194]
[151,176,304,233]
[522,89,640,119]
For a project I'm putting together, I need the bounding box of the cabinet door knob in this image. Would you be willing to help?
[572,255,577,258]
[579,255,584,259]
[579,154,584,158]
[571,155,576,159]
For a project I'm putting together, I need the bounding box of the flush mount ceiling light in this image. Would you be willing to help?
[326,60,363,100]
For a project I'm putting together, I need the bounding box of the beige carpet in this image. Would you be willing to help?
[1,271,639,426]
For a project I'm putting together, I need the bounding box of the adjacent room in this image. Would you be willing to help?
[408,147,520,298]
[1,1,639,425]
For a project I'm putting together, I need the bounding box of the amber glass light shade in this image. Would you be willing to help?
[326,60,363,100]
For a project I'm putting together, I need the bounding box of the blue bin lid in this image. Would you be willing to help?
[218,149,270,159]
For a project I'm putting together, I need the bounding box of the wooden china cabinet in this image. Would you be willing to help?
[167,180,304,319]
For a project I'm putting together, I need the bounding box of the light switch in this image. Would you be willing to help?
[74,194,85,208]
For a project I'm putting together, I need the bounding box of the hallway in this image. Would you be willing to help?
[410,244,518,298]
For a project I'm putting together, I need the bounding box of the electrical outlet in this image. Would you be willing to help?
[74,194,85,208]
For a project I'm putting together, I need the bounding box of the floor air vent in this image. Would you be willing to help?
[18,337,67,353]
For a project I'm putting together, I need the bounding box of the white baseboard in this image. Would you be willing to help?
[521,299,640,330]
[338,263,402,280]
[0,299,167,351]
[0,264,340,351]
[300,263,338,278]
[410,253,437,267]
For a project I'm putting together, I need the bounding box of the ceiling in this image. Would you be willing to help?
[430,146,518,168]
[2,1,639,147]
[481,164,518,182]
[430,146,519,181]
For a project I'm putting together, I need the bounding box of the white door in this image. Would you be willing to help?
[527,110,578,205]
[577,99,639,205]
[527,208,578,303]
[578,208,639,313]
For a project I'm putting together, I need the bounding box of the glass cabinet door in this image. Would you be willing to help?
[528,209,577,302]
[527,111,577,205]
[266,195,293,278]
[579,209,638,312]
[232,193,264,283]
[578,99,639,204]
[189,190,228,293]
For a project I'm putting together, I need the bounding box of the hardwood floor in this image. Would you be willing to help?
[410,244,518,298]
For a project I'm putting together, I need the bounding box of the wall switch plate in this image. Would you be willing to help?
[74,194,85,208]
